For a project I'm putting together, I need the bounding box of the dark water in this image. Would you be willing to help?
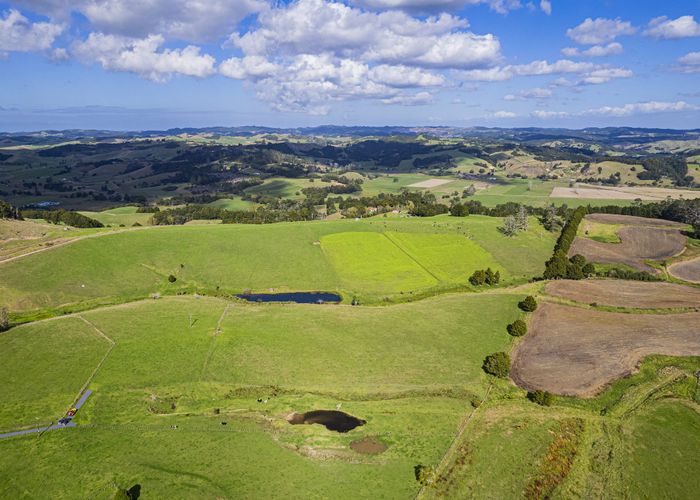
[236,292,341,304]
[288,410,366,433]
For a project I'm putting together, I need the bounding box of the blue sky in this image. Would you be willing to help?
[0,0,698,131]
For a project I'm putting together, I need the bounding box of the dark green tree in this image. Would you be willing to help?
[483,352,511,378]
[518,296,538,312]
[528,390,555,406]
[507,319,528,337]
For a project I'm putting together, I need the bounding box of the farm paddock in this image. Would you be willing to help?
[510,302,700,397]
[545,279,700,309]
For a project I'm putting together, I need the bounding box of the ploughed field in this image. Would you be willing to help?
[668,256,700,283]
[570,214,688,273]
[545,279,700,309]
[511,301,700,397]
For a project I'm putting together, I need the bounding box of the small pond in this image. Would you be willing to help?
[287,410,366,433]
[236,292,341,304]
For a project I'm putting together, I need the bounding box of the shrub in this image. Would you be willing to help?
[167,274,177,283]
[518,296,538,312]
[0,307,9,332]
[483,352,511,378]
[528,390,555,406]
[414,464,436,486]
[469,269,486,286]
[507,319,528,337]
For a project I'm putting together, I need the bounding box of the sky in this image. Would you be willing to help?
[0,0,698,131]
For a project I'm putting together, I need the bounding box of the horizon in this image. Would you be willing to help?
[1,1,699,131]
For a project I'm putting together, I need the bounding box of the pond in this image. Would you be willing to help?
[287,410,366,433]
[236,292,341,304]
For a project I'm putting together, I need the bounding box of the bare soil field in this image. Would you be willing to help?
[584,214,687,228]
[545,279,700,309]
[668,257,700,284]
[510,302,700,397]
[570,226,686,273]
[550,184,700,201]
[408,178,453,188]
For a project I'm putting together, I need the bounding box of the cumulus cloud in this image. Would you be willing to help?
[643,15,700,39]
[584,101,699,116]
[566,17,636,45]
[72,33,216,82]
[531,110,570,119]
[231,0,500,70]
[503,87,552,100]
[532,101,698,120]
[461,59,595,81]
[462,58,632,89]
[13,0,265,41]
[0,8,63,54]
[350,1,523,14]
[540,0,551,16]
[561,42,623,58]
[676,51,700,74]
[217,0,502,112]
[381,91,434,105]
[490,110,517,118]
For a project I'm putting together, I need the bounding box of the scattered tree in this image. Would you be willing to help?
[414,464,436,486]
[507,319,528,337]
[168,274,177,283]
[518,296,538,312]
[483,352,511,378]
[528,390,555,406]
[0,307,9,332]
[500,204,528,236]
[449,203,469,217]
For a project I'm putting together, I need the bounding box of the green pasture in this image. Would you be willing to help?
[79,206,153,227]
[0,215,556,312]
[207,197,258,211]
[0,293,520,497]
[0,317,110,432]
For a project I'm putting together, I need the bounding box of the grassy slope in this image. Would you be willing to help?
[0,216,556,312]
[0,317,111,432]
[79,206,153,227]
[0,294,519,498]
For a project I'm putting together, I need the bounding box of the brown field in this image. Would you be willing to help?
[584,213,686,228]
[545,279,700,309]
[510,302,700,397]
[407,178,453,188]
[668,256,700,284]
[550,184,700,200]
[570,226,686,273]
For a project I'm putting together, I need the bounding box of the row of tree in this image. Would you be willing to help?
[21,209,103,228]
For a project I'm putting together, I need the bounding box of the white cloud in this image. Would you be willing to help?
[218,0,503,112]
[382,91,434,105]
[350,1,523,14]
[72,33,216,82]
[504,87,552,100]
[561,42,623,58]
[491,110,517,118]
[585,101,699,116]
[578,67,632,85]
[644,15,700,40]
[675,51,700,74]
[566,17,636,45]
[531,110,570,119]
[231,0,501,70]
[0,8,63,53]
[540,0,551,15]
[13,0,265,41]
[461,59,595,81]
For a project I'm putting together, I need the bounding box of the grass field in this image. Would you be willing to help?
[0,215,556,312]
[79,206,153,227]
[207,197,258,211]
[0,294,521,497]
[0,317,111,432]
